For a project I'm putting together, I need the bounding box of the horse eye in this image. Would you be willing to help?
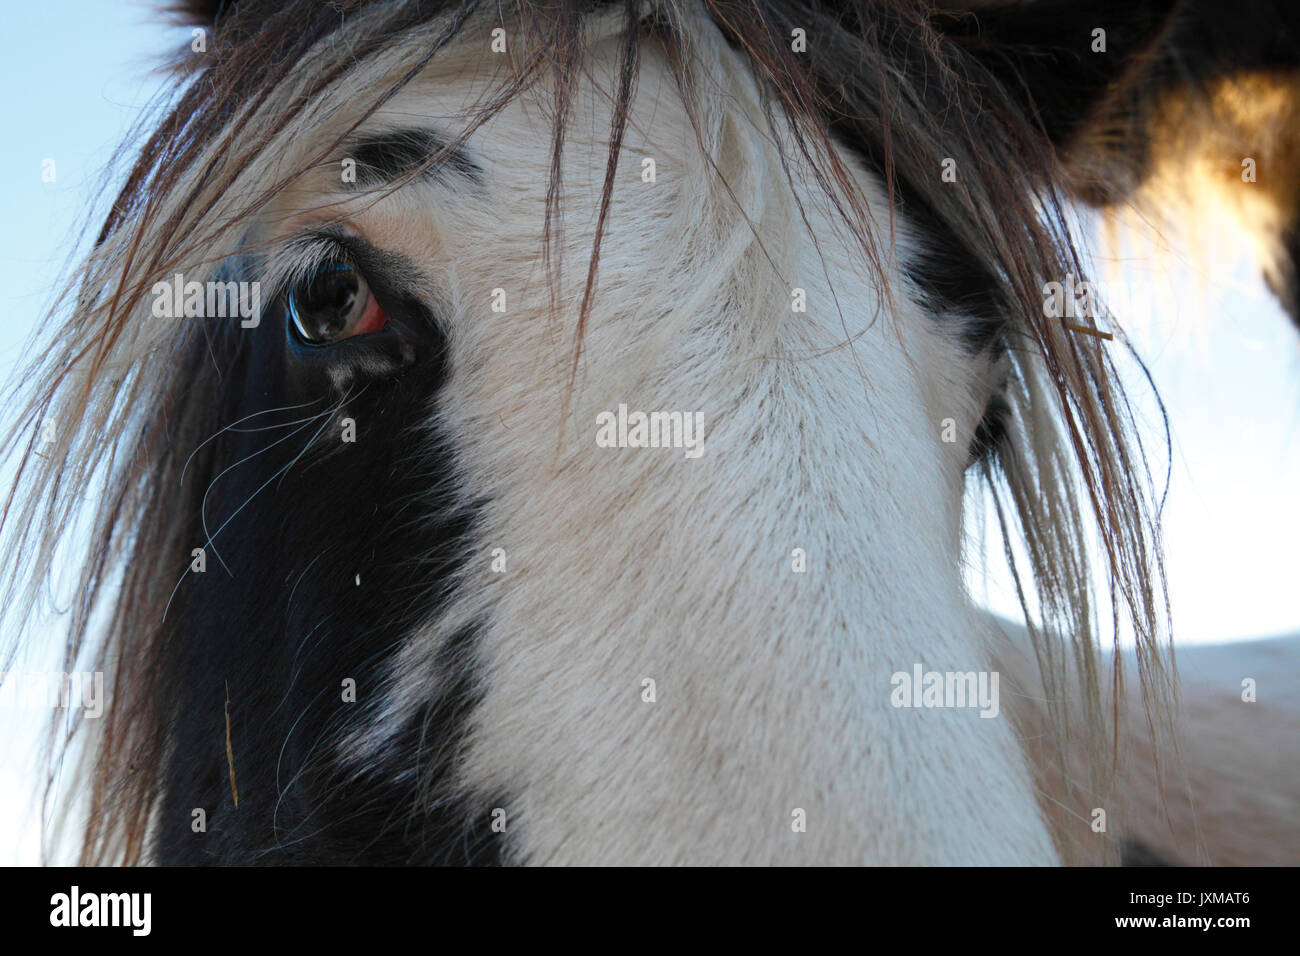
[287,262,387,344]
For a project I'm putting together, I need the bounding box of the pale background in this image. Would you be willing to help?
[2,1,1297,865]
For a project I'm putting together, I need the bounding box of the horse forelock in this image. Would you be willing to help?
[1,0,1175,865]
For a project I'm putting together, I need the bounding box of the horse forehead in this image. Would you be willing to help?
[374,42,691,167]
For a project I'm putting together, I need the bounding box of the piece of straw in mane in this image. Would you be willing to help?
[0,0,1175,864]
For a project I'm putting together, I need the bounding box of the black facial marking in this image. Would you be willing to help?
[900,195,1009,357]
[823,108,1009,359]
[154,246,507,865]
[830,131,1011,466]
[348,127,483,189]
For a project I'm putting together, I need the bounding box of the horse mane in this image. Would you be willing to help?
[0,0,1175,864]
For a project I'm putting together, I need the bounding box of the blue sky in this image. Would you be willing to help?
[2,1,1298,864]
[0,2,192,867]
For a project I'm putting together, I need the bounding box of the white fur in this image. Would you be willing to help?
[15,0,1292,867]
[281,20,1060,864]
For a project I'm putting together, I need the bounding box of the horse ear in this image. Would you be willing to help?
[935,0,1179,176]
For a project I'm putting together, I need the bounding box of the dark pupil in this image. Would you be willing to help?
[295,265,357,340]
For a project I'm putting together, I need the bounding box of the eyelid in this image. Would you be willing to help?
[282,233,355,283]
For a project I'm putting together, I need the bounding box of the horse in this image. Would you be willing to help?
[1,0,1297,865]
